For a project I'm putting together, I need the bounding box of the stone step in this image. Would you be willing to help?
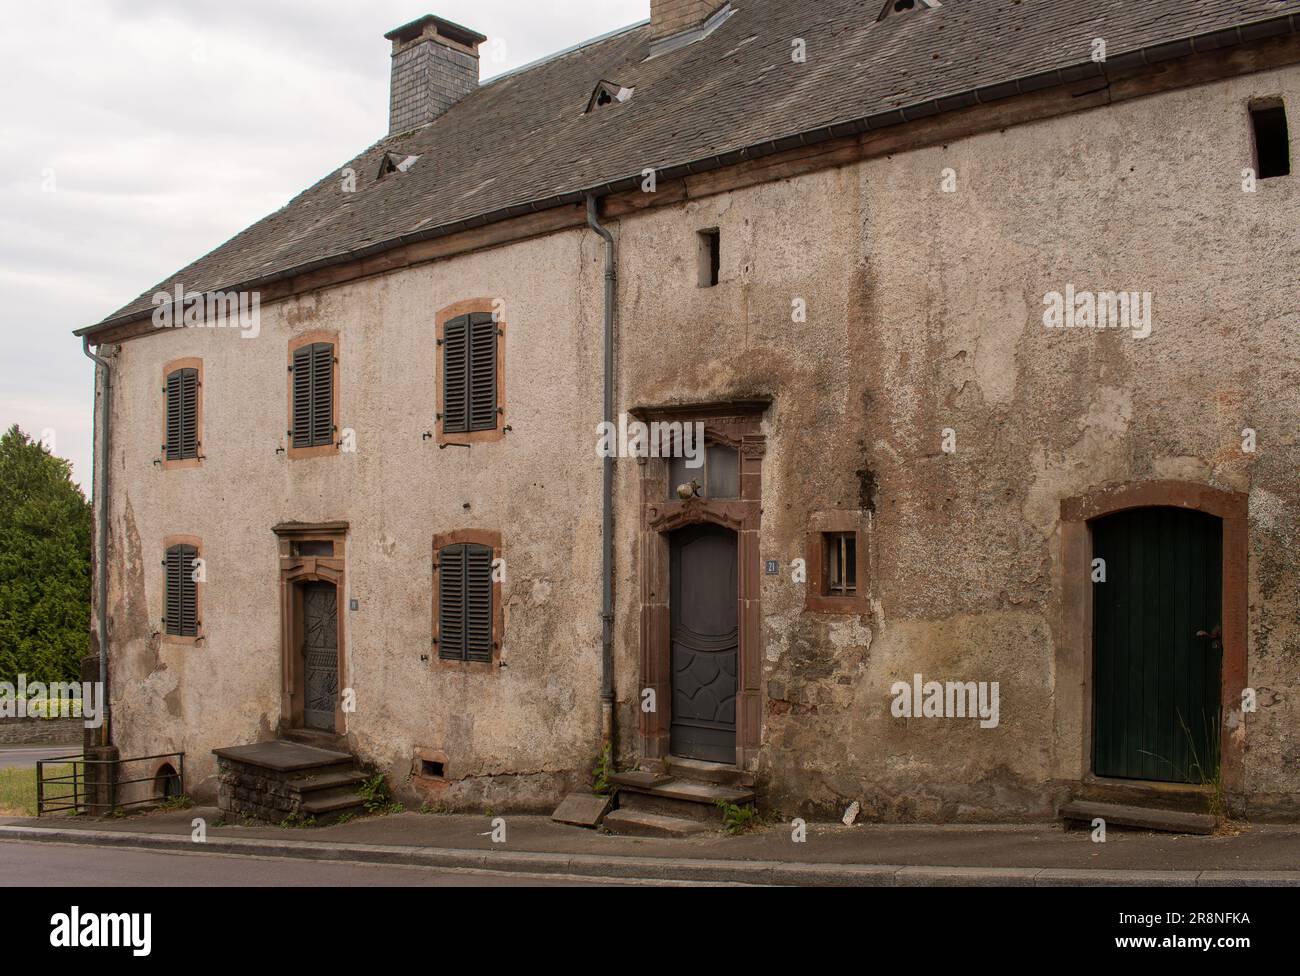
[1059,800,1217,835]
[602,809,713,838]
[289,768,367,794]
[615,776,754,823]
[622,777,754,807]
[1070,781,1215,815]
[618,789,723,824]
[301,786,368,819]
[664,755,754,788]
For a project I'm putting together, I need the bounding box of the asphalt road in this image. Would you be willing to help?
[0,840,654,886]
[0,746,80,770]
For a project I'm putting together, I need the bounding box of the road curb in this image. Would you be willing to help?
[3,825,1299,886]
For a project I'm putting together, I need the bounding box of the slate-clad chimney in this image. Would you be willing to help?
[650,0,729,40]
[385,14,487,136]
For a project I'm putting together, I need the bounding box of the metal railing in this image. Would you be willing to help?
[36,752,185,817]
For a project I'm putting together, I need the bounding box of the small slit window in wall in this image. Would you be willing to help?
[437,301,505,445]
[288,334,338,456]
[668,442,738,500]
[162,360,201,468]
[1251,98,1291,179]
[433,530,502,667]
[698,229,720,287]
[163,542,200,639]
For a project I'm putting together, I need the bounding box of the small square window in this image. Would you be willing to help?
[823,532,857,597]
[698,229,720,287]
[292,540,334,557]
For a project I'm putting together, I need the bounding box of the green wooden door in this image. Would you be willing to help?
[1092,507,1222,783]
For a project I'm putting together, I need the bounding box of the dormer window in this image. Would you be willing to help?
[376,152,421,179]
[876,0,941,21]
[586,80,633,114]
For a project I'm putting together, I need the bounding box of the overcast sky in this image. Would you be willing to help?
[0,0,647,492]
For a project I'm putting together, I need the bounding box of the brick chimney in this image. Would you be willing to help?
[650,0,729,41]
[384,15,487,136]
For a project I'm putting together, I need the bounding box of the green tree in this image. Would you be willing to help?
[0,425,91,684]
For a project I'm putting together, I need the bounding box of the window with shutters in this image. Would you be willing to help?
[161,536,203,643]
[436,300,505,446]
[287,331,339,458]
[432,530,502,668]
[161,359,202,469]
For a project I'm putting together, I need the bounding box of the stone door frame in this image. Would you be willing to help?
[1058,482,1248,795]
[633,400,767,771]
[273,521,349,734]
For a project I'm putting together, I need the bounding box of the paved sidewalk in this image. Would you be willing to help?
[2,808,1298,886]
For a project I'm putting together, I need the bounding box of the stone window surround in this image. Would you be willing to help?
[160,533,204,647]
[435,298,507,447]
[1058,481,1249,797]
[160,357,203,472]
[804,510,872,614]
[431,528,504,671]
[286,329,340,460]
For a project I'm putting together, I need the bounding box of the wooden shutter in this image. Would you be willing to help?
[468,313,498,432]
[310,343,334,446]
[437,543,494,663]
[291,345,313,448]
[164,544,198,637]
[165,368,199,461]
[465,544,493,662]
[442,316,469,434]
[438,545,466,660]
[291,342,334,448]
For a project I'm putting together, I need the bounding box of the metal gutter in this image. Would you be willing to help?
[76,10,1300,339]
[80,336,112,747]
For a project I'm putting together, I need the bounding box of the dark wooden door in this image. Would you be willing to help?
[1092,507,1222,783]
[670,524,738,764]
[301,581,338,731]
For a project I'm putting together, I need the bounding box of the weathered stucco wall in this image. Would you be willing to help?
[610,64,1299,820]
[103,64,1299,819]
[104,228,610,809]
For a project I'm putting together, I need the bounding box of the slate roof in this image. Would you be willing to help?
[82,0,1300,334]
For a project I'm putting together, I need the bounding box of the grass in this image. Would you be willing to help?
[0,764,76,817]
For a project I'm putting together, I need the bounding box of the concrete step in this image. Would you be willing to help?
[1059,800,1217,835]
[618,789,722,824]
[602,809,713,838]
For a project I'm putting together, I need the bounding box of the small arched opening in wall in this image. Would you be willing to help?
[1058,481,1248,801]
[152,760,183,801]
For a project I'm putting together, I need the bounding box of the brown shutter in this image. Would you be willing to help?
[165,544,198,637]
[310,343,334,446]
[468,313,498,432]
[442,316,469,434]
[165,371,183,461]
[291,345,313,448]
[179,369,199,459]
[465,543,493,663]
[438,545,466,660]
